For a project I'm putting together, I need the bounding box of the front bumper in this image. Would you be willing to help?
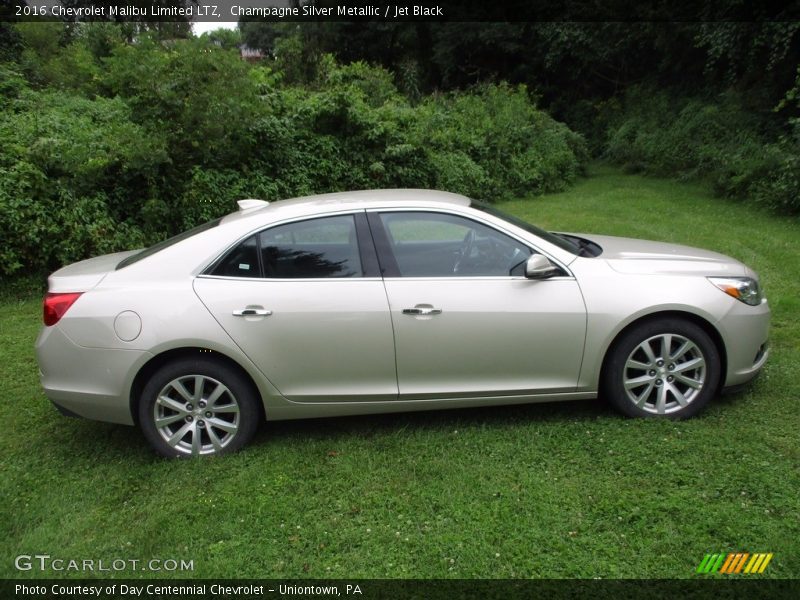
[716,297,770,388]
[35,324,149,425]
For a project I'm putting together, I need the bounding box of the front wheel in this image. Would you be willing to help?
[603,318,721,419]
[139,358,260,457]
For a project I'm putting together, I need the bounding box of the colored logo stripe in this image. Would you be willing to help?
[696,553,726,573]
[697,553,773,574]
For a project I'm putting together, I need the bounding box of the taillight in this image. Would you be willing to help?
[43,292,83,326]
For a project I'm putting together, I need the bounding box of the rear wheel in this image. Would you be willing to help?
[603,318,721,419]
[139,358,260,457]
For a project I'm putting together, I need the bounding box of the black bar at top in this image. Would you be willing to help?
[3,0,800,23]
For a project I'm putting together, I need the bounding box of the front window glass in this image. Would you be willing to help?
[379,212,531,277]
[471,201,581,255]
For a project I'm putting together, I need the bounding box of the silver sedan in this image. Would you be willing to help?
[36,190,770,457]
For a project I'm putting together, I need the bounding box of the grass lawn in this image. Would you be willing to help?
[1,166,798,579]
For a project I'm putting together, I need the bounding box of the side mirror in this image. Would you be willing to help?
[525,254,559,279]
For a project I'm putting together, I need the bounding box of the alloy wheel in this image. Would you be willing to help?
[622,333,707,415]
[153,374,241,456]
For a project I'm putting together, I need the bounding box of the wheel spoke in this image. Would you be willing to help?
[207,427,223,452]
[206,383,228,407]
[660,334,672,362]
[656,385,668,414]
[626,358,651,370]
[674,356,704,373]
[155,413,185,428]
[668,383,689,407]
[625,374,653,389]
[635,381,655,407]
[212,403,239,414]
[207,417,237,434]
[193,376,204,402]
[171,380,193,402]
[190,424,201,456]
[670,340,693,361]
[675,372,703,389]
[157,395,187,414]
[639,341,657,364]
[167,422,192,447]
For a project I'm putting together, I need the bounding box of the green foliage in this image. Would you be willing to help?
[177,168,280,229]
[0,90,164,275]
[319,58,400,107]
[0,24,586,278]
[604,88,800,214]
[268,78,586,202]
[199,27,243,50]
[0,64,28,107]
[101,37,263,169]
[412,85,587,200]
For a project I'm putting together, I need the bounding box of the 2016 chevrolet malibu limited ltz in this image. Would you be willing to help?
[36,190,770,457]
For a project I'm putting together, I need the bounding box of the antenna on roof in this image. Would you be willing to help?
[237,199,269,211]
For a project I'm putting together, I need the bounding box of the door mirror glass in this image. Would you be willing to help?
[525,254,559,279]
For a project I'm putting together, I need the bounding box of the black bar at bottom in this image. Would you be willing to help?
[3,579,800,600]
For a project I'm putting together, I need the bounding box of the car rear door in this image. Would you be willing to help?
[193,212,398,403]
[369,210,587,399]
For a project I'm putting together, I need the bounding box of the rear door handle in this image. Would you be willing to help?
[232,308,272,317]
[402,307,442,316]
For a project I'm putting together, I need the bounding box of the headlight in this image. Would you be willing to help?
[708,277,762,306]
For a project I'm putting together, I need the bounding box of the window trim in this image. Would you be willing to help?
[199,210,380,281]
[366,208,574,280]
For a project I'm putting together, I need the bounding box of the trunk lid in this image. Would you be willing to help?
[47,250,140,292]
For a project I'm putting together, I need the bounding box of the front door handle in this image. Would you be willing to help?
[402,307,442,316]
[233,308,272,317]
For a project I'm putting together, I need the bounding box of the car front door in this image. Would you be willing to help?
[369,210,587,399]
[193,212,398,403]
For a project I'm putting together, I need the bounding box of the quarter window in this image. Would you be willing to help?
[209,235,259,278]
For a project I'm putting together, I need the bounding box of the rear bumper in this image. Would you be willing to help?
[35,325,148,426]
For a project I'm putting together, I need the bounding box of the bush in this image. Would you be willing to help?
[177,168,281,229]
[0,90,164,276]
[0,29,587,279]
[412,84,587,200]
[604,87,800,214]
[262,76,586,203]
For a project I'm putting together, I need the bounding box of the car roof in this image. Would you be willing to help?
[221,189,471,225]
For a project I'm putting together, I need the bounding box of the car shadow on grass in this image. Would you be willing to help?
[41,383,756,461]
[253,398,615,448]
[33,399,612,464]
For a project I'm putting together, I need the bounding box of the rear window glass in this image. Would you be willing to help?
[116,218,222,270]
[206,215,364,279]
[260,215,362,278]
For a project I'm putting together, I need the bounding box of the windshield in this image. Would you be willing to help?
[471,201,581,255]
[116,217,223,270]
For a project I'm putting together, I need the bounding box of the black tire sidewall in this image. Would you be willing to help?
[139,357,260,457]
[603,318,721,419]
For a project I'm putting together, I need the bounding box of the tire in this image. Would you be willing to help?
[602,318,721,419]
[139,357,260,457]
